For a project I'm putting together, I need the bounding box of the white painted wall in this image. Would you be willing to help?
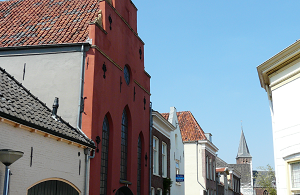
[269,64,300,194]
[184,142,205,195]
[0,51,82,127]
[168,107,185,195]
[0,122,88,195]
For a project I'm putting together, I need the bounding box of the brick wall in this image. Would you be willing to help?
[151,127,171,194]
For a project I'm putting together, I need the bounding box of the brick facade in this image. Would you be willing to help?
[152,127,171,194]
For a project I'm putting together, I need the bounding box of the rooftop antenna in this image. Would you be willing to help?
[241,120,243,132]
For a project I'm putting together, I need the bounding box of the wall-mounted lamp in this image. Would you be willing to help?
[0,149,23,195]
[95,136,101,153]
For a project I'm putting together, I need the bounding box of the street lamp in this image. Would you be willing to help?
[0,149,23,195]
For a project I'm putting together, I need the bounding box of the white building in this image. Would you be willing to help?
[177,111,218,195]
[161,107,185,195]
[257,40,300,195]
[0,67,95,195]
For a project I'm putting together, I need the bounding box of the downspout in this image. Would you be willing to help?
[196,141,207,193]
[149,102,153,195]
[84,148,95,195]
[77,44,89,140]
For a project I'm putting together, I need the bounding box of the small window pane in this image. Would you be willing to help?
[292,162,300,188]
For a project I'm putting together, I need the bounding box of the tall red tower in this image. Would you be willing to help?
[83,0,151,194]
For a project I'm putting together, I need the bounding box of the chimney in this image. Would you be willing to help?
[52,97,59,117]
[205,133,212,143]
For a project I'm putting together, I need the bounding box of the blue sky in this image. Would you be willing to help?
[134,0,300,170]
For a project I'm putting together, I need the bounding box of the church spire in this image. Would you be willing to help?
[236,128,251,159]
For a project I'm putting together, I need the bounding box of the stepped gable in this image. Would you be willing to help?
[0,67,95,148]
[0,0,99,47]
[237,130,251,158]
[176,111,207,142]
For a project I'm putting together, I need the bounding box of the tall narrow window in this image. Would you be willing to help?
[175,161,180,185]
[153,137,159,175]
[100,116,109,195]
[291,161,300,188]
[206,156,209,179]
[137,136,142,195]
[120,109,128,180]
[162,142,167,177]
[213,161,215,181]
[209,158,212,180]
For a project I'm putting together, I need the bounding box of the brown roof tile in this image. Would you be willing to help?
[160,113,169,121]
[176,111,207,142]
[0,0,99,47]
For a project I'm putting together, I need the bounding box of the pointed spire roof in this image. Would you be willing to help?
[236,129,252,158]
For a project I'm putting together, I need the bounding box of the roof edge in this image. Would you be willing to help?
[0,42,90,51]
[0,112,95,148]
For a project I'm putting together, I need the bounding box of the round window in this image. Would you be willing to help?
[124,66,130,85]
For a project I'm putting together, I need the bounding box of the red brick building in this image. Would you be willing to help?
[0,0,151,194]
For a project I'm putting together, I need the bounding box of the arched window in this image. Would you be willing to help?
[120,109,128,180]
[27,179,79,195]
[137,136,142,195]
[100,115,109,195]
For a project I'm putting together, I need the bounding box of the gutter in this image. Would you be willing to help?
[149,103,153,195]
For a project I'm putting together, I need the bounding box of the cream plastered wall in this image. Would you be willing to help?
[0,121,87,195]
[168,107,185,195]
[270,68,300,195]
[184,142,205,195]
[0,51,82,127]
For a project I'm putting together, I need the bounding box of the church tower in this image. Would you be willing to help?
[235,129,254,195]
[236,130,252,164]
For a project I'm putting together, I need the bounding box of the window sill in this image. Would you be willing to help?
[119,180,132,185]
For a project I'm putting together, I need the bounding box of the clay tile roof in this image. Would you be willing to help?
[0,0,99,47]
[176,111,207,142]
[160,113,169,121]
[0,67,95,148]
[216,168,227,173]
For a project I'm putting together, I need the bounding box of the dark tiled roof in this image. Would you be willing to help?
[228,164,251,186]
[176,111,207,142]
[0,67,94,147]
[216,156,229,168]
[0,0,99,47]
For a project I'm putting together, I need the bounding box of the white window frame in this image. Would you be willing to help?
[157,188,162,195]
[153,136,159,175]
[151,187,155,195]
[162,142,167,177]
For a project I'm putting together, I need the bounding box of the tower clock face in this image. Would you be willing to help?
[124,66,130,85]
